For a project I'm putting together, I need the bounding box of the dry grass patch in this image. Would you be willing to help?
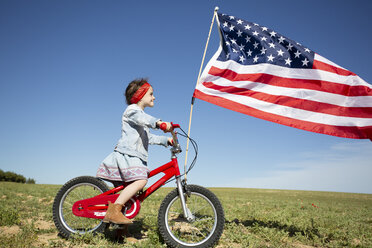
[0,225,21,235]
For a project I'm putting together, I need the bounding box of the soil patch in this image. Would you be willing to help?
[0,225,21,236]
[35,220,54,230]
[37,233,59,245]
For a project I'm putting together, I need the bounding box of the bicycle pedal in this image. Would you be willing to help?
[111,224,126,229]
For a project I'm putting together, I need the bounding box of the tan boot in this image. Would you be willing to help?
[103,201,133,224]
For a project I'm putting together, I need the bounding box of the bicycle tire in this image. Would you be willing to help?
[158,184,224,248]
[52,176,110,239]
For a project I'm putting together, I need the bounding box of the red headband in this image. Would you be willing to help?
[130,82,151,104]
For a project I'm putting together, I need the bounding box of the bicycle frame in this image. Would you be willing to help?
[72,127,192,220]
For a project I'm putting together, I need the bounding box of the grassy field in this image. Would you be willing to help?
[0,181,371,247]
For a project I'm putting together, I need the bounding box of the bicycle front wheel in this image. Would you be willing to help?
[158,184,224,248]
[52,176,110,238]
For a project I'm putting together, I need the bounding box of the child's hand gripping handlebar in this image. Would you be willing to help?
[159,122,180,132]
[159,122,181,153]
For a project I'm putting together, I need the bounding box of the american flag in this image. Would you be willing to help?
[194,13,372,139]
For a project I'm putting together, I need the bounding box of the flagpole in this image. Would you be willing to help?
[184,6,219,181]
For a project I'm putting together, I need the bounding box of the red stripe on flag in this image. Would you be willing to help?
[312,59,356,76]
[202,82,372,118]
[193,89,372,139]
[209,66,372,97]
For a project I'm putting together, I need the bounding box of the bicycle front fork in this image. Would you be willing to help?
[176,177,195,222]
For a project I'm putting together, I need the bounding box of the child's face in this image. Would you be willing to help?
[139,86,155,108]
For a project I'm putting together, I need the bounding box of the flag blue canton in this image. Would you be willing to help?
[217,13,315,68]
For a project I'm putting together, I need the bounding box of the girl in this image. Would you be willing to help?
[96,78,172,224]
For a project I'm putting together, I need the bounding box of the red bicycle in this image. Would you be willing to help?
[52,123,224,248]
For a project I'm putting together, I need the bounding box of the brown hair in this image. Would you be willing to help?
[125,78,148,105]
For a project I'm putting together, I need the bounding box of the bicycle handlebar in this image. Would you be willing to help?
[159,122,180,131]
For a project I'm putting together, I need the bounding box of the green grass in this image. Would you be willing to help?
[213,188,372,247]
[0,182,371,247]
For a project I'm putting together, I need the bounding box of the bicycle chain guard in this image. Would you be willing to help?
[122,196,141,219]
[72,194,141,220]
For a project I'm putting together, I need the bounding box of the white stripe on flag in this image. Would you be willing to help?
[204,76,372,107]
[196,83,372,127]
[314,53,346,69]
[209,59,369,87]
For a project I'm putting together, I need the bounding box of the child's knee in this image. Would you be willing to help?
[140,179,147,188]
[136,179,147,188]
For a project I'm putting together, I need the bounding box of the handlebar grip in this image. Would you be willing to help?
[159,123,167,131]
[171,123,180,129]
[160,122,181,131]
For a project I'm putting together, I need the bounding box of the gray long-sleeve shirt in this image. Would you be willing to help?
[114,104,168,162]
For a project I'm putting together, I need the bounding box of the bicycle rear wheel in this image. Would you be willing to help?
[158,184,224,248]
[52,176,110,238]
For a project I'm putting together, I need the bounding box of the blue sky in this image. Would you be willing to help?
[1,0,371,194]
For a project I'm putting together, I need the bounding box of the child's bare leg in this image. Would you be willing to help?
[115,179,147,205]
